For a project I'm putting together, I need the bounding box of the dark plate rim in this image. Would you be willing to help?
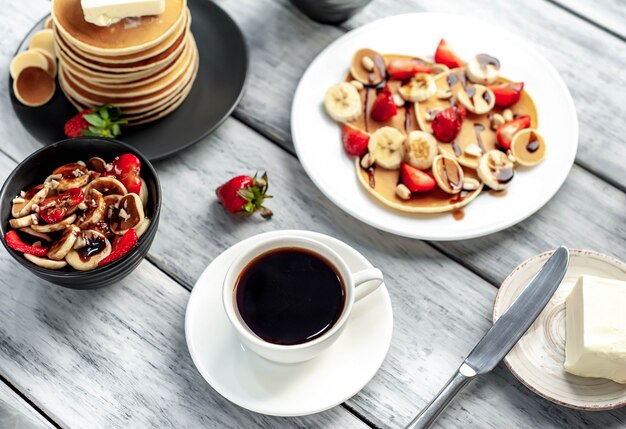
[0,137,162,278]
[9,0,249,162]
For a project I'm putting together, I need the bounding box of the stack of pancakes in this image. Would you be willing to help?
[51,0,198,126]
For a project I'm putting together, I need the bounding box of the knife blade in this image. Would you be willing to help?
[406,246,570,429]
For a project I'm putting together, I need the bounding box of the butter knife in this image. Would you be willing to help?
[406,246,570,429]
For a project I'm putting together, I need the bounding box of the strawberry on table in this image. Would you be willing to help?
[431,106,464,143]
[104,153,142,194]
[64,104,127,138]
[487,82,524,107]
[342,124,369,157]
[387,57,432,80]
[434,39,464,69]
[216,172,273,219]
[371,85,398,122]
[496,115,531,149]
[4,231,48,257]
[400,163,436,193]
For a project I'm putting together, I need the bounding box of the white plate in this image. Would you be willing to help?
[494,250,626,410]
[291,13,578,240]
[185,230,393,416]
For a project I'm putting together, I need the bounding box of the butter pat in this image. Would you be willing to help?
[564,275,626,383]
[81,0,165,27]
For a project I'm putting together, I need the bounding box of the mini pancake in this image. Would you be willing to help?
[61,8,190,65]
[32,49,57,77]
[13,67,56,107]
[10,50,49,79]
[28,29,56,59]
[355,158,483,214]
[416,69,538,169]
[52,10,189,72]
[44,16,53,29]
[58,35,196,108]
[52,0,186,56]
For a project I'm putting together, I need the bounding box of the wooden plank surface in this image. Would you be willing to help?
[0,382,54,429]
[145,118,626,428]
[553,0,626,39]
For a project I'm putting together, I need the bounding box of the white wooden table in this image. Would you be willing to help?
[0,0,625,428]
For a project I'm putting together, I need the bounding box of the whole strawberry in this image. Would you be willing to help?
[216,172,273,219]
[431,106,464,142]
[64,104,127,138]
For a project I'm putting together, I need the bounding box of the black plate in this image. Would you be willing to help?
[10,0,248,161]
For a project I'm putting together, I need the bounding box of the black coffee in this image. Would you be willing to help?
[235,248,345,345]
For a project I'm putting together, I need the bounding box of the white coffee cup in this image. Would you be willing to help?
[222,236,384,364]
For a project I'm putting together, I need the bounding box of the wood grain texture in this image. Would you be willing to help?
[0,382,54,429]
[145,118,626,428]
[553,0,626,39]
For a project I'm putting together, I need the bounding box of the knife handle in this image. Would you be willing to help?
[405,363,476,429]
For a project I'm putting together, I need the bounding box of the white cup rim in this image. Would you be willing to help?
[222,236,355,351]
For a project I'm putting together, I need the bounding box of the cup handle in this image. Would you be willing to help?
[353,268,384,302]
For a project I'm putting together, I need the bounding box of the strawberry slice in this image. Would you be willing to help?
[38,188,84,224]
[496,116,531,149]
[4,231,48,257]
[98,229,138,267]
[431,106,464,143]
[104,153,142,194]
[488,82,524,107]
[387,58,432,80]
[341,124,369,157]
[370,86,397,122]
[400,163,436,193]
[434,39,464,69]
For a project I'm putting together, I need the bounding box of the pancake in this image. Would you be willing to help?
[52,9,189,72]
[355,159,483,214]
[58,8,191,64]
[59,35,196,108]
[416,70,538,169]
[51,0,186,56]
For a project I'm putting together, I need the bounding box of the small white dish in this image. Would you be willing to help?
[185,230,393,416]
[494,249,626,410]
[291,13,578,240]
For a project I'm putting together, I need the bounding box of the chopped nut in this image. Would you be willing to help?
[436,88,452,99]
[77,160,87,167]
[361,55,375,72]
[462,177,481,191]
[464,144,483,158]
[349,80,364,90]
[393,94,405,107]
[77,202,88,211]
[490,113,505,130]
[12,197,26,204]
[503,109,514,122]
[360,153,375,169]
[395,184,412,200]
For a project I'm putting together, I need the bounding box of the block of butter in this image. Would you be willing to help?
[81,0,165,27]
[564,275,626,383]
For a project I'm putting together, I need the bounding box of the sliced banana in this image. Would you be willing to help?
[17,185,49,217]
[432,155,464,194]
[84,177,127,196]
[28,29,56,59]
[477,150,515,190]
[19,227,52,242]
[510,129,546,167]
[47,225,80,261]
[24,253,67,270]
[53,163,90,192]
[9,50,49,80]
[66,230,111,271]
[404,131,438,169]
[466,54,500,85]
[134,217,151,238]
[110,193,144,235]
[76,189,106,229]
[31,214,77,233]
[368,127,405,170]
[398,73,436,102]
[456,84,495,115]
[9,214,38,229]
[324,82,362,123]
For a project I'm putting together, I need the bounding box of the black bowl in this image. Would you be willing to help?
[0,138,161,289]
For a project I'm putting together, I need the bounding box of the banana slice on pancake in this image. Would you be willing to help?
[477,150,515,190]
[404,131,438,169]
[368,127,405,170]
[398,73,436,102]
[456,84,495,115]
[324,82,362,123]
[65,230,111,271]
[47,225,80,261]
[466,54,500,85]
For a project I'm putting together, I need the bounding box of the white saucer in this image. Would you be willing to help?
[185,230,394,416]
